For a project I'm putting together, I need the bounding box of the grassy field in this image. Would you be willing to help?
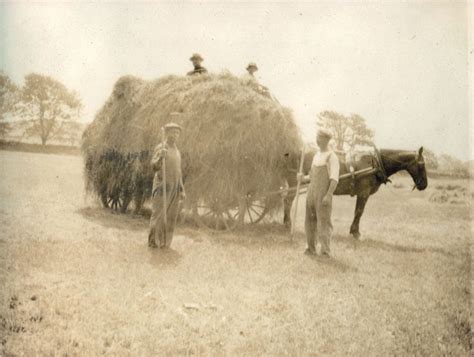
[0,150,471,356]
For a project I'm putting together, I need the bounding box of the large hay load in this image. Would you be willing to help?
[82,72,302,228]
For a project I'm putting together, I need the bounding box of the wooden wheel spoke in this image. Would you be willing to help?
[250,206,263,216]
[240,198,269,225]
[194,201,239,231]
[222,215,230,230]
[214,215,220,230]
[246,206,254,223]
[202,210,213,217]
[225,210,238,221]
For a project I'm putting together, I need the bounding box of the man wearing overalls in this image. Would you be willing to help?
[298,128,340,258]
[148,122,186,249]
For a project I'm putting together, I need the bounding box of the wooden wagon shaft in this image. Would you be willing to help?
[292,167,378,196]
[263,166,379,198]
[339,166,377,180]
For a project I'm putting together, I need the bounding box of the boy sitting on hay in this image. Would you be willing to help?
[148,122,186,249]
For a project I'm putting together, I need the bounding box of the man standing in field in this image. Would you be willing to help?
[187,53,208,76]
[148,122,185,249]
[298,128,340,258]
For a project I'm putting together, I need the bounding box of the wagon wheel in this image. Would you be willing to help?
[240,196,270,225]
[193,199,239,231]
[193,195,270,230]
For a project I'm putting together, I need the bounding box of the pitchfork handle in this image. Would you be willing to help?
[291,146,306,238]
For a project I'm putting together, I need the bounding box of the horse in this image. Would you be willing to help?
[283,147,428,238]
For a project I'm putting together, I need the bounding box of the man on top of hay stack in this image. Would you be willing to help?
[243,62,273,99]
[246,62,258,78]
[148,121,185,249]
[298,128,340,258]
[187,53,208,76]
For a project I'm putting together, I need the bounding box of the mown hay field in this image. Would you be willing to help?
[0,150,472,356]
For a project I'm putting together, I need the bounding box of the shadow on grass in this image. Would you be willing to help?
[77,207,148,232]
[148,247,182,268]
[209,223,301,247]
[334,234,455,257]
[77,207,293,241]
[304,254,358,273]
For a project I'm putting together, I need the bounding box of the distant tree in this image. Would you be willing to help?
[56,121,84,147]
[438,154,469,177]
[422,148,439,170]
[15,73,82,145]
[317,111,375,151]
[0,72,19,138]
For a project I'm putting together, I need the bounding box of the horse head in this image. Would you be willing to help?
[405,147,428,191]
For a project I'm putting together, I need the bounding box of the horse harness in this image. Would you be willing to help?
[342,145,391,196]
[372,145,391,185]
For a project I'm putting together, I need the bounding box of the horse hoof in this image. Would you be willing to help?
[351,232,361,240]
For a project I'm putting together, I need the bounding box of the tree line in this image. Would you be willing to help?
[0,72,83,146]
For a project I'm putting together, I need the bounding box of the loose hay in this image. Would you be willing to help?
[82,73,302,214]
[429,190,469,205]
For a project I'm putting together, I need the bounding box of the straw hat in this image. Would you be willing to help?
[246,62,258,70]
[164,122,182,132]
[317,128,332,139]
[189,53,204,61]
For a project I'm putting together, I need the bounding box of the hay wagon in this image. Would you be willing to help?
[82,73,303,229]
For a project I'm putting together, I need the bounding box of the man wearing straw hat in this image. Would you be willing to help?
[187,53,208,76]
[246,62,258,78]
[298,128,340,258]
[243,61,274,100]
[148,120,185,249]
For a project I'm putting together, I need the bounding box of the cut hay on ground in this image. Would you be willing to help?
[82,73,302,215]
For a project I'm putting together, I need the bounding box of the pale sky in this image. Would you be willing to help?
[1,1,472,160]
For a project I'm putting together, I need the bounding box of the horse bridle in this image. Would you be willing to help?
[410,155,426,190]
[391,152,425,190]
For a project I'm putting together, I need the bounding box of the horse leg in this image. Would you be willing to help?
[133,188,144,214]
[283,192,295,228]
[350,195,369,239]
